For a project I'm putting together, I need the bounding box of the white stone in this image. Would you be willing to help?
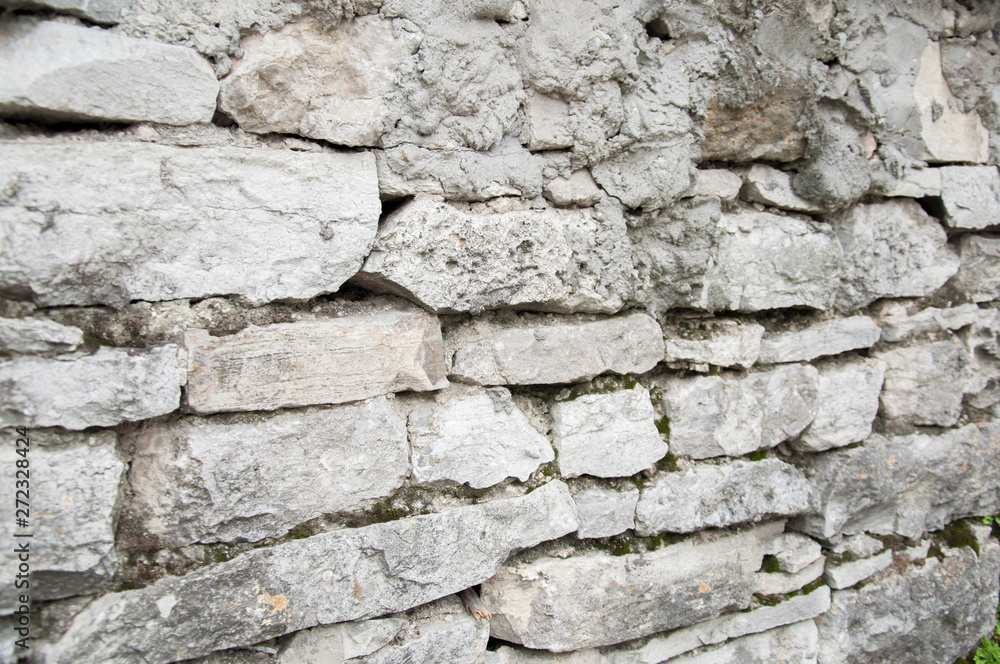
[526,90,574,150]
[951,235,1000,303]
[772,532,824,575]
[544,169,603,207]
[878,304,981,342]
[792,357,886,453]
[657,620,819,664]
[742,164,827,213]
[874,339,966,427]
[572,487,639,539]
[823,550,893,590]
[0,317,83,354]
[831,534,884,561]
[662,319,764,370]
[939,165,1000,229]
[757,316,882,364]
[681,169,743,200]
[756,558,824,596]
[884,168,941,198]
[552,386,667,478]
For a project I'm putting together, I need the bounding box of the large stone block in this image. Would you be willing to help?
[445,313,664,386]
[354,197,633,315]
[0,142,379,307]
[662,319,764,370]
[950,234,1000,303]
[184,308,447,414]
[0,19,217,124]
[873,339,967,427]
[0,317,83,354]
[0,346,180,429]
[654,620,819,664]
[939,166,1000,229]
[792,357,886,453]
[127,398,409,547]
[47,480,579,664]
[757,316,881,364]
[878,303,981,343]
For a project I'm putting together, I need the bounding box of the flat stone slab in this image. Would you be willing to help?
[47,480,578,664]
[757,316,881,364]
[883,168,941,198]
[756,558,824,596]
[939,165,1000,229]
[878,304,981,343]
[681,169,743,200]
[824,550,893,590]
[792,357,886,453]
[662,319,764,369]
[873,339,967,427]
[742,164,827,213]
[653,620,819,664]
[184,308,448,414]
[572,487,639,539]
[0,142,379,307]
[0,317,83,354]
[772,532,824,575]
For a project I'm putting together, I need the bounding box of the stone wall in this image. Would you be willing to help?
[1,1,1000,663]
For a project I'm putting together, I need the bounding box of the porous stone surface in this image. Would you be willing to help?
[126,398,409,547]
[445,313,664,386]
[480,521,784,652]
[184,308,447,414]
[662,319,764,370]
[551,386,667,479]
[591,140,696,211]
[0,18,217,124]
[354,197,633,315]
[0,317,83,354]
[0,346,180,429]
[0,142,380,307]
[658,620,820,664]
[0,429,124,611]
[873,339,967,427]
[951,234,1000,303]
[0,0,126,23]
[757,317,882,364]
[47,480,578,664]
[791,423,1000,540]
[938,166,1000,230]
[756,558,825,596]
[408,386,553,489]
[742,164,827,213]
[792,357,886,453]
[878,304,981,343]
[634,460,812,536]
[823,550,893,590]
[572,487,639,539]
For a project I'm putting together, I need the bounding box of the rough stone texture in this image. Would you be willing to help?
[480,521,784,652]
[0,0,126,23]
[831,534,884,561]
[525,90,573,150]
[408,386,553,489]
[830,200,960,312]
[184,308,448,414]
[658,620,819,664]
[631,198,842,315]
[939,166,1000,230]
[47,480,579,664]
[445,313,664,386]
[544,169,603,208]
[756,558,824,596]
[883,168,941,199]
[0,18,217,125]
[0,317,83,354]
[634,460,812,536]
[773,532,823,575]
[815,541,1000,664]
[823,550,893,591]
[951,235,1000,303]
[591,140,696,211]
[873,339,966,427]
[354,197,633,315]
[757,317,881,364]
[0,429,124,611]
[278,615,407,663]
[490,646,603,664]
[0,142,379,307]
[551,386,667,479]
[662,319,764,370]
[654,365,819,459]
[791,423,1000,540]
[742,164,827,213]
[792,357,886,453]
[0,345,180,429]
[878,303,981,343]
[572,487,638,539]
[681,170,743,201]
[127,398,409,547]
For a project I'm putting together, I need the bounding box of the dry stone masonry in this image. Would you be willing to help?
[1,1,999,664]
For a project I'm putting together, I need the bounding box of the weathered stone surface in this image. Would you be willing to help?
[742,164,826,213]
[47,480,579,664]
[354,197,633,315]
[883,168,941,198]
[0,0,126,23]
[951,235,1000,303]
[635,460,812,536]
[184,308,447,414]
[0,346,180,429]
[544,169,603,208]
[480,521,784,652]
[525,90,573,151]
[831,200,960,312]
[757,316,881,364]
[0,429,124,612]
[591,140,696,211]
[873,339,966,427]
[662,319,764,370]
[756,558,824,596]
[659,620,819,664]
[654,365,818,459]
[831,534,883,561]
[824,550,893,590]
[605,587,830,664]
[220,18,419,147]
[278,615,407,664]
[552,386,667,479]
[939,165,1000,230]
[631,198,842,314]
[127,398,408,547]
[773,532,823,575]
[408,386,553,489]
[815,541,1000,664]
[792,357,886,453]
[445,313,664,386]
[491,646,603,664]
[878,303,981,343]
[791,423,1000,539]
[681,170,743,201]
[0,317,83,354]
[572,487,638,539]
[0,142,379,307]
[0,19,217,124]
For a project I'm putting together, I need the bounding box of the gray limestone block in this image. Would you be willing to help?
[823,550,893,590]
[741,164,827,214]
[0,0,127,24]
[543,169,603,208]
[815,540,1000,664]
[878,303,981,342]
[591,140,697,211]
[408,386,553,489]
[479,521,785,652]
[830,199,960,312]
[756,558,824,596]
[662,319,764,370]
[0,141,380,308]
[791,423,1000,540]
[0,429,124,611]
[551,386,667,479]
[126,398,409,547]
[524,90,573,151]
[490,646,604,664]
[770,532,824,575]
[950,234,1000,303]
[572,487,639,539]
[681,170,743,201]
[278,615,407,663]
[47,480,579,664]
[831,534,884,561]
[792,357,886,453]
[0,18,217,125]
[757,316,882,364]
[0,317,83,354]
[939,165,1000,229]
[882,167,941,198]
[0,345,180,429]
[184,308,448,414]
[654,620,819,664]
[445,313,664,386]
[634,460,812,536]
[873,338,967,427]
[354,197,634,315]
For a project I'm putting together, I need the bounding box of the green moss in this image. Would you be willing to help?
[759,554,781,574]
[655,416,671,438]
[564,374,641,401]
[607,535,636,556]
[752,593,785,607]
[746,449,768,462]
[942,520,980,556]
[656,452,680,473]
[284,523,315,541]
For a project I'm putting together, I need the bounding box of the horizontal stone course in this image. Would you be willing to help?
[756,316,881,364]
[0,317,83,354]
[662,319,764,370]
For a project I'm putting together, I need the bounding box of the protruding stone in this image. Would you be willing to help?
[757,316,882,364]
[878,304,981,342]
[951,235,1000,303]
[544,169,603,207]
[445,313,664,386]
[0,19,218,124]
[755,558,824,596]
[354,197,633,315]
[662,319,764,370]
[884,168,941,198]
[551,386,667,478]
[184,308,447,414]
[591,140,696,211]
[742,164,827,213]
[572,487,638,539]
[831,534,884,561]
[0,317,83,354]
[525,90,574,150]
[939,165,1000,230]
[792,357,886,453]
[772,532,824,575]
[681,169,743,201]
[873,339,966,427]
[824,550,893,590]
[0,346,180,429]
